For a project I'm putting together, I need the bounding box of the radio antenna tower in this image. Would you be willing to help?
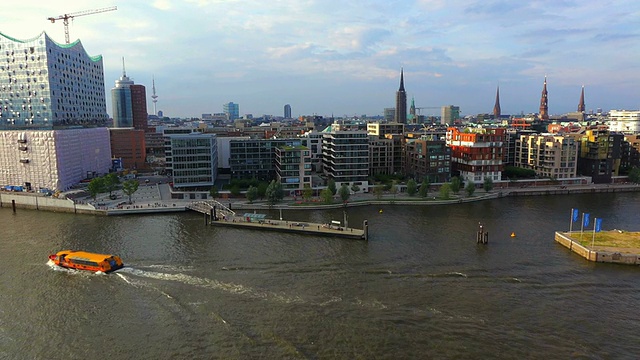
[151,76,159,116]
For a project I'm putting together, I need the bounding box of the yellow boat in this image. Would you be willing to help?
[49,250,124,273]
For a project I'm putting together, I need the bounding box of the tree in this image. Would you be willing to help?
[406,179,417,196]
[104,173,120,198]
[350,183,360,193]
[439,183,451,199]
[465,180,476,197]
[229,184,241,197]
[483,177,494,192]
[338,184,351,204]
[373,185,384,200]
[209,186,219,199]
[629,166,640,184]
[450,176,461,194]
[419,177,430,198]
[390,180,398,198]
[265,180,284,206]
[257,182,268,199]
[302,184,313,201]
[327,179,337,195]
[246,186,258,203]
[320,188,333,204]
[122,179,139,204]
[87,177,105,201]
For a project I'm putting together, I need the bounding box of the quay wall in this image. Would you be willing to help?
[0,192,102,215]
[555,232,640,265]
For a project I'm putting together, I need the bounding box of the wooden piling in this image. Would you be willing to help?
[12,199,16,213]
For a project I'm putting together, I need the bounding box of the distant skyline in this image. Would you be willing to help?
[4,0,640,118]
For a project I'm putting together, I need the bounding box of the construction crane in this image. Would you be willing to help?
[48,6,117,44]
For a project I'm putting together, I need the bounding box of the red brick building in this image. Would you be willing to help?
[446,127,506,183]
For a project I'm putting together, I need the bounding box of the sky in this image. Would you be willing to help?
[3,0,640,118]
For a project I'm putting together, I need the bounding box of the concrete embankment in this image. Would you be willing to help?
[555,232,640,265]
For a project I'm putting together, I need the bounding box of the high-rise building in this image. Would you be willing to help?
[539,76,549,120]
[0,31,108,130]
[441,105,460,125]
[493,86,501,119]
[322,129,369,191]
[395,69,407,124]
[284,104,292,119]
[111,59,147,130]
[446,127,505,183]
[223,102,239,121]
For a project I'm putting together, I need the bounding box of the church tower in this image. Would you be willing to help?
[493,86,501,119]
[539,76,549,120]
[578,86,585,112]
[395,68,407,124]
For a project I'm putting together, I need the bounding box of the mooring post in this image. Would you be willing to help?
[204,212,208,226]
[12,199,16,214]
[210,208,215,223]
[363,220,369,241]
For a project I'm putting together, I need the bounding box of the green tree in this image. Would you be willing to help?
[439,183,451,200]
[390,180,398,198]
[419,177,430,198]
[320,188,333,204]
[302,184,313,201]
[629,166,640,184]
[373,185,384,200]
[450,176,461,194]
[265,180,284,206]
[104,173,120,198]
[209,186,219,199]
[246,185,258,203]
[87,177,105,201]
[338,184,351,204]
[122,179,139,204]
[406,179,417,196]
[483,177,494,192]
[230,184,241,197]
[350,183,360,193]
[257,182,268,199]
[327,179,337,195]
[465,180,476,197]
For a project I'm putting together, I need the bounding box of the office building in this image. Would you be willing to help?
[404,135,451,183]
[0,31,108,130]
[275,144,311,192]
[111,60,147,131]
[608,110,640,134]
[165,133,218,189]
[284,104,292,119]
[441,106,460,125]
[223,102,239,121]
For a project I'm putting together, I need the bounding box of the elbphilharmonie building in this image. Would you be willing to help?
[0,31,108,129]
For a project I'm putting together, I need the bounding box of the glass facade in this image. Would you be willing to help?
[0,31,108,130]
[166,134,218,189]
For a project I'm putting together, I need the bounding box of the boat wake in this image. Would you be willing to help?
[46,260,105,276]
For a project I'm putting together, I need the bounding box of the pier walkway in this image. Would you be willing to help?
[187,200,367,240]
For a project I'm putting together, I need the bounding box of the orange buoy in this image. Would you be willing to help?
[511,232,516,237]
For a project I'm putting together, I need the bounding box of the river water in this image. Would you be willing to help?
[1,192,639,359]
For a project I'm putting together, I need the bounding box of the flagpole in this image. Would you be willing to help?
[591,218,597,248]
[570,208,574,233]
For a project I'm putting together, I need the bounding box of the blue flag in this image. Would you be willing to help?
[583,213,590,227]
[572,209,579,222]
[595,218,602,232]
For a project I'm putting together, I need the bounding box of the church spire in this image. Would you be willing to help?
[539,76,549,120]
[395,68,407,123]
[578,85,585,112]
[493,86,501,119]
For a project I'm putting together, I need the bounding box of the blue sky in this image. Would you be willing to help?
[4,0,640,118]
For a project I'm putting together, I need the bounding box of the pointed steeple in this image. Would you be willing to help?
[539,76,549,120]
[578,85,585,112]
[395,68,407,123]
[493,86,501,119]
